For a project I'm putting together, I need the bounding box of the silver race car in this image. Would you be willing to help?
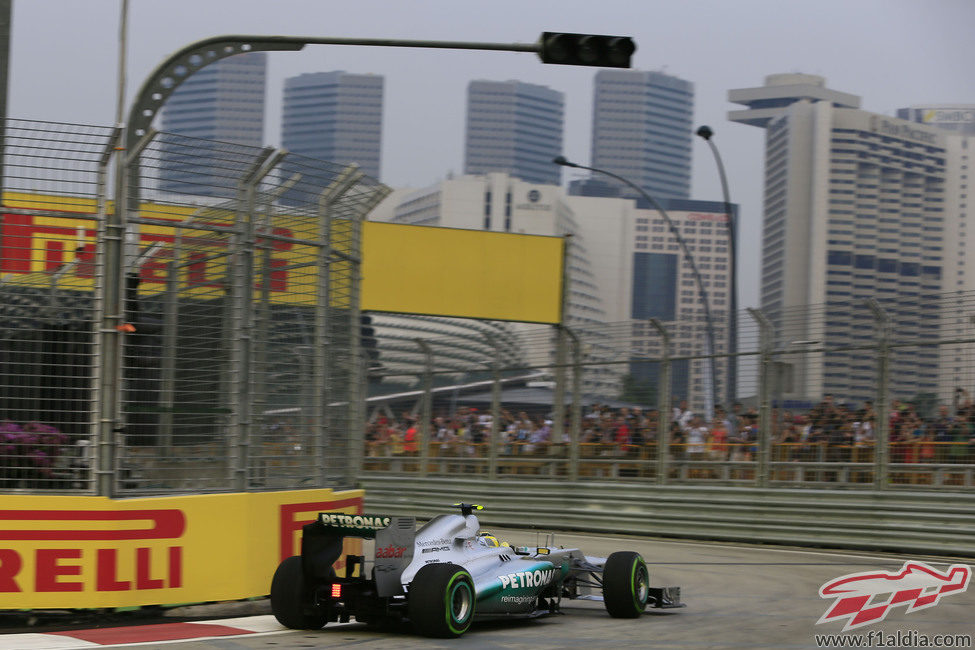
[270,503,683,638]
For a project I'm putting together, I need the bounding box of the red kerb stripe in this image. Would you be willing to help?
[50,622,256,644]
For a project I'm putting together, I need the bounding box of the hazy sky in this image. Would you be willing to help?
[7,0,974,309]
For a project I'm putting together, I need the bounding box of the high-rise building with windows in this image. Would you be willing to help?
[464,80,564,186]
[897,104,975,394]
[159,52,267,197]
[585,69,694,200]
[729,74,963,406]
[570,195,734,411]
[282,71,384,180]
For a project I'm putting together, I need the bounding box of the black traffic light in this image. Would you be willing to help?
[538,32,635,68]
[360,313,379,366]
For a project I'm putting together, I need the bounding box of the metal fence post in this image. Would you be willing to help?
[748,308,774,488]
[92,127,121,496]
[486,334,501,480]
[867,298,891,490]
[315,166,362,487]
[552,325,567,448]
[650,318,671,485]
[416,339,433,478]
[347,185,389,487]
[229,148,275,491]
[563,327,582,482]
[158,215,197,457]
[97,129,155,497]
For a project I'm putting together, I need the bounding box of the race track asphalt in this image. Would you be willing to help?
[3,527,972,649]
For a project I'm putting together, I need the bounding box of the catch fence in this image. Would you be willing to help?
[4,118,975,495]
[0,118,388,494]
[359,293,975,490]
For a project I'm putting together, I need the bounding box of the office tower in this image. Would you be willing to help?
[897,105,975,393]
[464,80,564,186]
[282,71,384,180]
[587,69,694,200]
[568,194,734,411]
[159,52,267,197]
[730,73,958,406]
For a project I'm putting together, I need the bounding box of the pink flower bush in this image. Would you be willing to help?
[0,421,68,478]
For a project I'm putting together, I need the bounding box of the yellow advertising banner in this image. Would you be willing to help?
[0,489,363,609]
[360,221,564,324]
[1,192,565,324]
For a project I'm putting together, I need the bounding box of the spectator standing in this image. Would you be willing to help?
[686,415,708,477]
[403,422,419,456]
[933,404,953,463]
[709,417,729,461]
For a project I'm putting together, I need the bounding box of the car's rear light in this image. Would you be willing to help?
[331,583,342,599]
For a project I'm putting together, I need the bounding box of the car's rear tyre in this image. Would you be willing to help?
[602,551,649,618]
[408,563,475,638]
[270,556,327,630]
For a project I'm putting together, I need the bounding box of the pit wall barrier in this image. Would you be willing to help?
[0,488,362,609]
[361,475,975,558]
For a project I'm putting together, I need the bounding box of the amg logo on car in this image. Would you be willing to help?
[499,568,556,590]
[318,513,391,530]
[422,546,450,554]
[375,545,407,559]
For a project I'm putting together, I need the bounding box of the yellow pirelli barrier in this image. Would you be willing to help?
[0,489,363,609]
[2,192,566,324]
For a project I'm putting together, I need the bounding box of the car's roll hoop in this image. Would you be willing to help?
[453,502,483,517]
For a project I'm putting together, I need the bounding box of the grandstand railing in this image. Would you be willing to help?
[361,440,975,490]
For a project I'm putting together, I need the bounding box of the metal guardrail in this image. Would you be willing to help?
[361,474,975,557]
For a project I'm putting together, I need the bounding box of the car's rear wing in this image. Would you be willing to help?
[301,512,416,597]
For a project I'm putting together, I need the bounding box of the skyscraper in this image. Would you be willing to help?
[897,105,975,394]
[464,80,564,186]
[588,69,694,200]
[282,71,384,180]
[159,52,267,197]
[730,74,958,406]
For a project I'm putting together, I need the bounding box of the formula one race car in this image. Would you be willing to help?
[270,503,683,638]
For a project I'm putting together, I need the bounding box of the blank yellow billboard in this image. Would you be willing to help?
[361,222,564,324]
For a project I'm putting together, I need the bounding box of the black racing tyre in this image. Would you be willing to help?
[602,551,650,618]
[408,563,476,638]
[270,556,327,630]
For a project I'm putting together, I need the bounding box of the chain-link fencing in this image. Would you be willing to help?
[1,119,388,494]
[360,294,975,490]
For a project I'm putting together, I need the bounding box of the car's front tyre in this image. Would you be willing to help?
[270,556,327,630]
[602,551,649,618]
[408,563,476,638]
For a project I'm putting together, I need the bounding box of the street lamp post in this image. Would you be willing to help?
[696,125,737,409]
[554,156,719,418]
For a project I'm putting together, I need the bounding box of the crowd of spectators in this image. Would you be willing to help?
[363,391,975,465]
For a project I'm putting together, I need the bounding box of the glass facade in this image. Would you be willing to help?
[631,252,678,321]
[464,80,564,186]
[159,53,267,198]
[590,70,694,200]
[282,71,384,180]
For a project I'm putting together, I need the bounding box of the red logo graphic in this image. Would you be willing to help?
[0,509,186,593]
[375,545,407,559]
[818,561,971,631]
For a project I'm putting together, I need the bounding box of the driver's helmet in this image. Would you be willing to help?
[477,532,500,547]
